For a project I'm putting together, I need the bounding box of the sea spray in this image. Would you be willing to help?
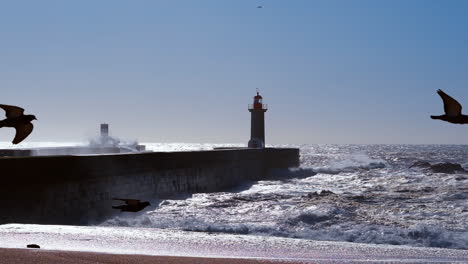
[100,144,468,250]
[88,134,141,152]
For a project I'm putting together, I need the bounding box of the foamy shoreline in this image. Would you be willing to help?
[0,224,467,263]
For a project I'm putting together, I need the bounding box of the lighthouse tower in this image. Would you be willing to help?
[248,90,268,148]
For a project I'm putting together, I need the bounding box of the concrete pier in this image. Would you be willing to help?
[0,148,299,225]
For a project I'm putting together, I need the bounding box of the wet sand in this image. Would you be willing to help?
[0,248,297,264]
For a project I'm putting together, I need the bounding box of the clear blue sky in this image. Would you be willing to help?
[1,0,468,144]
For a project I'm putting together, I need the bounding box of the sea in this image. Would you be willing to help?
[1,142,468,251]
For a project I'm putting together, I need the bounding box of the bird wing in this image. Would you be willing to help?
[0,104,24,119]
[12,123,33,144]
[437,89,462,116]
[112,198,140,205]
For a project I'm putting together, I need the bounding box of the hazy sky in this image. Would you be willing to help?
[1,0,468,144]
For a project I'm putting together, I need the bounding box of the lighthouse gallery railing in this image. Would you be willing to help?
[248,104,268,110]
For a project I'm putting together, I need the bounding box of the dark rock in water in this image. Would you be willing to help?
[410,161,431,168]
[27,244,40,248]
[349,195,367,201]
[319,190,334,196]
[367,162,386,169]
[410,161,466,174]
[395,188,412,193]
[307,190,334,198]
[421,186,436,192]
[395,186,435,193]
[430,163,465,174]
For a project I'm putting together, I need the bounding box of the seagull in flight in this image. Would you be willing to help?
[431,89,468,124]
[112,198,151,212]
[0,104,37,144]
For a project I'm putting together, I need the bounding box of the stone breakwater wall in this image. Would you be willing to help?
[0,148,299,225]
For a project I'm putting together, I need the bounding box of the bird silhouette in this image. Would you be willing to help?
[431,90,468,124]
[0,104,37,144]
[112,198,151,212]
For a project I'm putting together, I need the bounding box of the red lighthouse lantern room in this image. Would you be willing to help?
[249,89,267,111]
[253,92,263,109]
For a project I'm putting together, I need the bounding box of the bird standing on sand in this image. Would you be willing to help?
[0,104,37,144]
[431,90,468,124]
[112,198,151,212]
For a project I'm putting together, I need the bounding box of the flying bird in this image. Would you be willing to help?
[257,5,263,8]
[431,89,468,124]
[0,104,37,144]
[112,198,151,212]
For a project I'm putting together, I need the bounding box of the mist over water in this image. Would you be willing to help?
[102,144,468,250]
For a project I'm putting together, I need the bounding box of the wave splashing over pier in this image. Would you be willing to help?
[102,144,468,249]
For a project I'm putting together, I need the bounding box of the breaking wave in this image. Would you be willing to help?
[102,145,468,250]
[285,153,386,177]
[313,154,387,174]
[104,209,468,249]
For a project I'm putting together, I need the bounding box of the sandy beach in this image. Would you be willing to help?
[0,248,298,264]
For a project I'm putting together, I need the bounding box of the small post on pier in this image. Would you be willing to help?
[248,89,268,148]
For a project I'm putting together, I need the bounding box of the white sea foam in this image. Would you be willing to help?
[2,224,467,262]
[104,212,468,249]
[288,153,387,176]
[102,144,468,250]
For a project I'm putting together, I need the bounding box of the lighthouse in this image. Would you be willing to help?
[248,90,268,148]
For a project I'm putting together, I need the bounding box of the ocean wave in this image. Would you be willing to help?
[286,154,386,176]
[314,154,386,174]
[103,214,468,249]
[286,206,348,225]
[101,144,468,250]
